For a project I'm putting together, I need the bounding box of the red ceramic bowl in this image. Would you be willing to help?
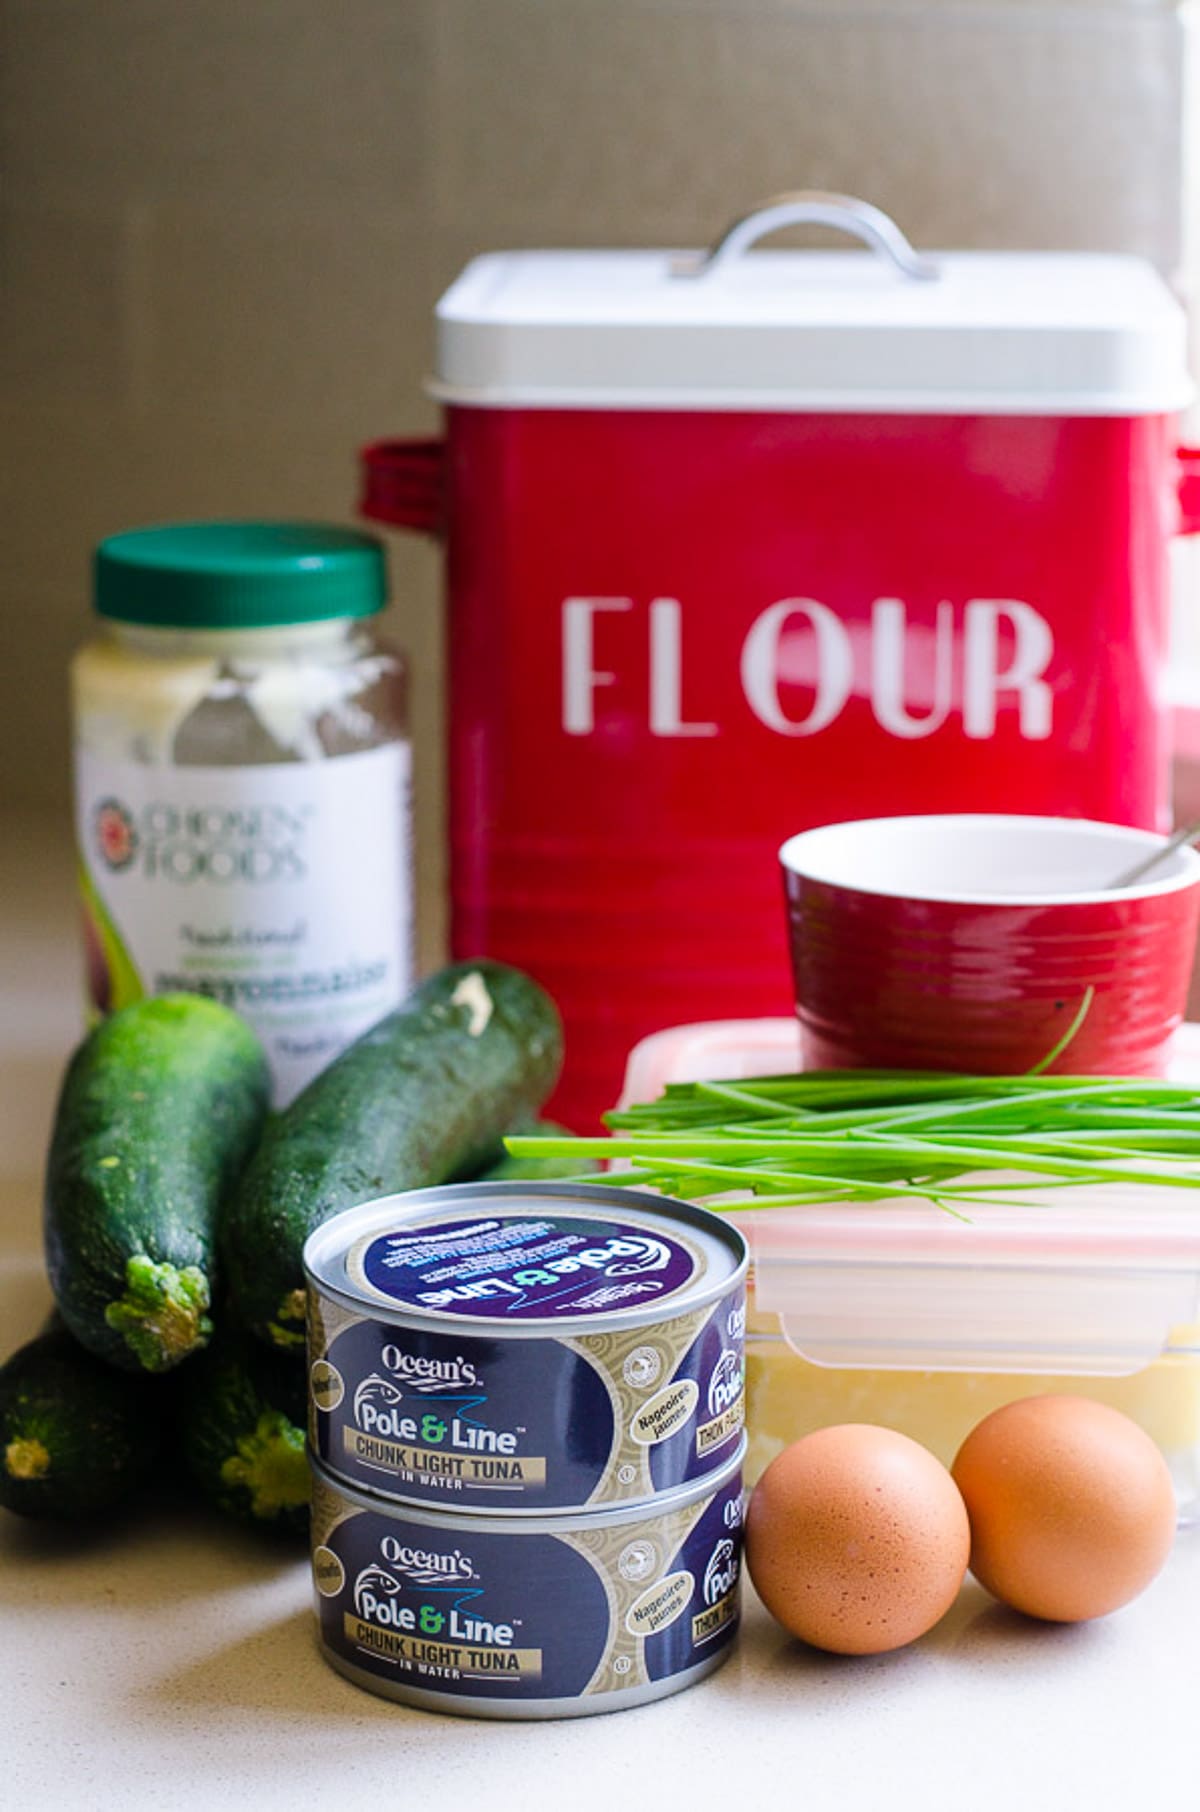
[779,815,1200,1076]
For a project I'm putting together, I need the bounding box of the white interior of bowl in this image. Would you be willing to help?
[778,814,1200,906]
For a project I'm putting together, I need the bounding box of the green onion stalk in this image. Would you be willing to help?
[503,997,1200,1213]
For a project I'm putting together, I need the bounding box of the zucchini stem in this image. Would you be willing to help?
[5,1437,51,1481]
[266,1287,308,1351]
[104,1255,213,1372]
[220,1412,309,1520]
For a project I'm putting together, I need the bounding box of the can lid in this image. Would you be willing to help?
[95,522,388,630]
[304,1181,747,1333]
[432,194,1192,418]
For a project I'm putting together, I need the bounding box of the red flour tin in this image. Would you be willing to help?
[362,194,1200,1127]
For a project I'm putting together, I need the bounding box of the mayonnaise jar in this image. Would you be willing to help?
[72,522,413,1103]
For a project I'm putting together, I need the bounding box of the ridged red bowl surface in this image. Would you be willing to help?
[780,816,1200,1076]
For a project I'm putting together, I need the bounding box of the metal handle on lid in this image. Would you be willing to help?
[673,191,939,282]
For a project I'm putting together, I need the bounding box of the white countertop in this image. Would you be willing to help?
[4,823,1199,1812]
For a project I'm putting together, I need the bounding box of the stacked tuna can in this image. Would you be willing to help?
[304,1181,748,1718]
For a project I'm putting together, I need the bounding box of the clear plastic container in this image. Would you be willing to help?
[742,1186,1200,1522]
[622,1018,1200,1524]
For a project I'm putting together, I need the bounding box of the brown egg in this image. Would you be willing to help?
[745,1424,971,1655]
[952,1395,1176,1623]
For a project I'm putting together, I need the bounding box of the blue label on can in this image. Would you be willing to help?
[310,1288,745,1511]
[313,1318,614,1509]
[311,1467,743,1708]
[355,1214,699,1321]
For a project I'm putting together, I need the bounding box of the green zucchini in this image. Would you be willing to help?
[177,1332,308,1535]
[221,960,563,1350]
[45,994,270,1374]
[0,1324,162,1519]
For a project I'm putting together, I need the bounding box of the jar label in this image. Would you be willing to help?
[74,744,413,1103]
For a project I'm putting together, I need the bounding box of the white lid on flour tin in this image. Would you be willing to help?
[304,1181,747,1333]
[433,192,1192,418]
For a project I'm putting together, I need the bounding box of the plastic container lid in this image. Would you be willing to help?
[433,194,1192,418]
[743,1183,1200,1378]
[94,522,388,630]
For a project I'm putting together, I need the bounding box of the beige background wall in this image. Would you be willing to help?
[2,0,1195,963]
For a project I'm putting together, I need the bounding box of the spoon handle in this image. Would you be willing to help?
[1109,820,1200,889]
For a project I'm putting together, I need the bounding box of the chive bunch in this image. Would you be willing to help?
[504,1072,1200,1214]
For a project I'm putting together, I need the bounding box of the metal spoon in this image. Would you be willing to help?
[1109,820,1200,889]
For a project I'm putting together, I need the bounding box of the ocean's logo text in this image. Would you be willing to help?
[378,1346,481,1392]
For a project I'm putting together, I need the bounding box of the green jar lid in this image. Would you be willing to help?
[94,521,388,629]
